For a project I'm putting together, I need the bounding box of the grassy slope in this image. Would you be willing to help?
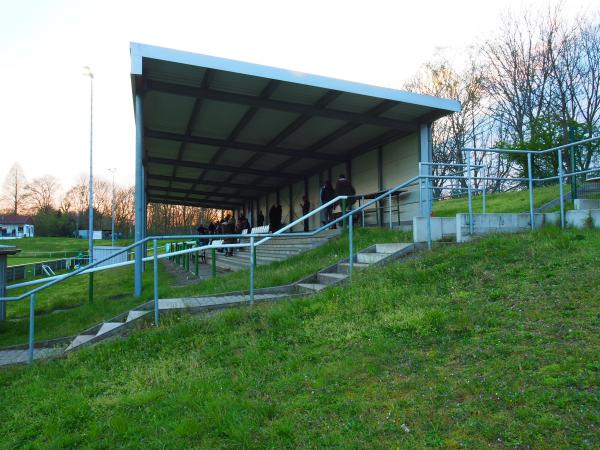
[0,229,409,347]
[433,184,567,217]
[0,227,598,448]
[6,237,133,265]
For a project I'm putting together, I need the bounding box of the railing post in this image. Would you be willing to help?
[28,293,35,365]
[558,149,565,228]
[153,239,159,326]
[184,244,189,272]
[253,245,257,268]
[388,193,392,229]
[426,171,432,250]
[348,213,354,279]
[211,248,216,278]
[249,236,255,305]
[467,150,474,236]
[361,195,365,228]
[527,152,535,230]
[194,246,199,277]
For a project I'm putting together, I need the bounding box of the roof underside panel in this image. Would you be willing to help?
[133,43,460,208]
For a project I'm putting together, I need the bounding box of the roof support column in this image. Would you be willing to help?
[134,93,144,297]
[419,124,432,217]
[377,146,384,225]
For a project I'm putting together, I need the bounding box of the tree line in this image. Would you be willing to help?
[405,7,600,196]
[0,164,222,237]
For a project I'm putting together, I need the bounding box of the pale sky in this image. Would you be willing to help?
[0,0,597,193]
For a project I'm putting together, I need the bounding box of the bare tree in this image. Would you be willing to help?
[24,176,60,213]
[1,163,27,214]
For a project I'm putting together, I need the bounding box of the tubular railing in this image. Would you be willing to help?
[2,136,598,364]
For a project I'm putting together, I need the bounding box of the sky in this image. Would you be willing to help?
[0,0,597,193]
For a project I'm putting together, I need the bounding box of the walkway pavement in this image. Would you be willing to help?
[0,346,65,366]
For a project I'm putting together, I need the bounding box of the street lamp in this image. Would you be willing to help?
[83,65,94,303]
[108,168,117,246]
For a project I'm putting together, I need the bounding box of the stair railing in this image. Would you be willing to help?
[1,175,424,365]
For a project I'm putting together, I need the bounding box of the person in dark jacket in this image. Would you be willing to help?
[300,196,310,232]
[335,174,356,205]
[269,204,283,232]
[208,222,216,234]
[320,180,335,226]
[257,210,265,227]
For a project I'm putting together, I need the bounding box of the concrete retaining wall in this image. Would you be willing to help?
[413,217,456,242]
[574,199,600,210]
[412,209,600,243]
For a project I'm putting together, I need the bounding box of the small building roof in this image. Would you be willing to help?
[0,215,34,225]
[131,43,461,208]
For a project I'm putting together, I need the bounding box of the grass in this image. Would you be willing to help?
[7,257,62,267]
[5,236,133,266]
[433,184,566,217]
[0,228,409,347]
[0,227,598,448]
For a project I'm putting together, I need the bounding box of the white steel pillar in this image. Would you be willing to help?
[419,124,432,217]
[134,93,144,297]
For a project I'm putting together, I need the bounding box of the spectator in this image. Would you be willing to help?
[257,210,265,227]
[300,195,310,232]
[320,180,335,226]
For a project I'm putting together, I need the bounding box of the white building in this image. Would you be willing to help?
[0,215,35,238]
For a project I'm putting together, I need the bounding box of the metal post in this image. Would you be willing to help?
[153,239,159,326]
[419,162,423,215]
[194,248,199,276]
[467,151,474,235]
[569,127,577,200]
[249,236,255,305]
[388,193,392,229]
[134,93,144,297]
[28,294,35,364]
[558,149,565,228]
[109,168,116,246]
[426,173,432,250]
[361,195,365,228]
[348,213,353,279]
[84,67,94,305]
[211,248,216,277]
[527,152,535,230]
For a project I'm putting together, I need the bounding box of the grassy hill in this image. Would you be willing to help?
[432,184,569,217]
[0,229,408,347]
[0,227,598,448]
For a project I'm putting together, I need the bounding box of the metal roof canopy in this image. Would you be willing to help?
[130,42,460,209]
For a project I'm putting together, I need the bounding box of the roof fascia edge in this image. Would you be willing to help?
[129,42,461,113]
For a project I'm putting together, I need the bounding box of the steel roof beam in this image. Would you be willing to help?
[146,174,273,192]
[148,195,241,208]
[145,79,417,132]
[145,129,345,162]
[147,185,255,200]
[147,156,301,179]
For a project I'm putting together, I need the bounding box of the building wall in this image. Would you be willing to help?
[243,131,423,231]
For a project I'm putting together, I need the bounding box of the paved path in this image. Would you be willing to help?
[0,347,65,366]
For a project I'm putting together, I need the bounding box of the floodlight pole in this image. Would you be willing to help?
[109,168,116,246]
[84,66,94,304]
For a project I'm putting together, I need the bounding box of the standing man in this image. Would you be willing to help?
[300,195,310,232]
[257,210,265,227]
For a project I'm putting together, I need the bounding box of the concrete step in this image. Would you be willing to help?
[337,262,370,273]
[66,334,95,351]
[296,283,328,294]
[375,243,412,254]
[356,252,388,264]
[317,272,348,285]
[127,310,149,322]
[96,322,125,336]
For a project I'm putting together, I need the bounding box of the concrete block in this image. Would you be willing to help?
[413,216,456,243]
[456,213,545,243]
[574,199,600,210]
